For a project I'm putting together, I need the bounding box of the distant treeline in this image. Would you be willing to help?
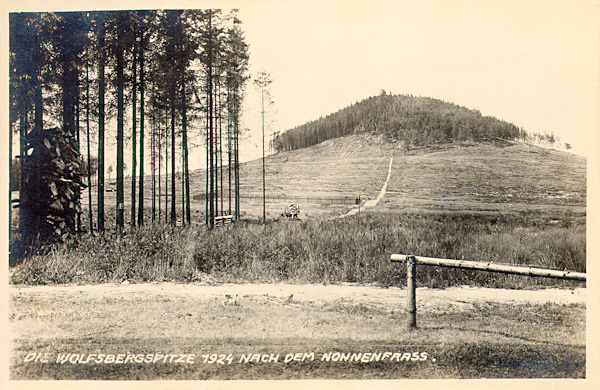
[272,92,521,152]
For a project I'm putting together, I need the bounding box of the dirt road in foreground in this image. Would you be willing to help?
[9,283,586,379]
[9,281,586,308]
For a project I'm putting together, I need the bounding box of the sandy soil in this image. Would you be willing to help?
[9,281,586,348]
[9,281,586,353]
[10,281,585,309]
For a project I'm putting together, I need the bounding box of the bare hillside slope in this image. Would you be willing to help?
[106,134,585,222]
[212,135,586,219]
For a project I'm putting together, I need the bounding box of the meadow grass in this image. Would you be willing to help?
[10,211,585,289]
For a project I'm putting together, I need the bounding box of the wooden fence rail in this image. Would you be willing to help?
[390,254,586,281]
[390,254,586,331]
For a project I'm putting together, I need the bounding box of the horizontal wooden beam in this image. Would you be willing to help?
[390,254,586,282]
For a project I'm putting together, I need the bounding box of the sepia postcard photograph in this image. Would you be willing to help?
[2,0,599,389]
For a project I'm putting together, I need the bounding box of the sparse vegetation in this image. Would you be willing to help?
[10,212,585,289]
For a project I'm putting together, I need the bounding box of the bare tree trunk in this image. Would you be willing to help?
[97,28,105,232]
[218,83,224,216]
[170,102,176,227]
[116,41,125,231]
[261,83,266,223]
[86,61,93,232]
[234,90,240,220]
[18,111,28,230]
[75,91,81,231]
[165,110,169,224]
[213,80,219,219]
[157,114,161,222]
[131,38,137,226]
[205,102,209,225]
[138,31,145,226]
[182,82,191,224]
[181,140,185,223]
[208,11,214,228]
[151,115,156,222]
[8,73,13,254]
[228,85,232,215]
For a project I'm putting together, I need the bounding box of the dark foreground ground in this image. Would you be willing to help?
[9,283,585,379]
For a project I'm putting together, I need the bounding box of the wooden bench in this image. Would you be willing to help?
[214,215,234,227]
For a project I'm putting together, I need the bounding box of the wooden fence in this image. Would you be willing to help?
[390,254,586,331]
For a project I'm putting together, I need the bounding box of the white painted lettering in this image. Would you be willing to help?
[85,354,97,364]
[56,353,70,364]
[239,354,251,363]
[340,352,351,362]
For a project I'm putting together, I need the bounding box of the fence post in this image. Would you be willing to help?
[406,255,417,330]
[392,252,586,332]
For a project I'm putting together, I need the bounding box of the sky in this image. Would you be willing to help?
[4,0,599,167]
[235,0,599,159]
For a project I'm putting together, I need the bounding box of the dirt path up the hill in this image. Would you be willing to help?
[337,156,394,218]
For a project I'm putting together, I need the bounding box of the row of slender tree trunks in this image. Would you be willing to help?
[9,10,249,254]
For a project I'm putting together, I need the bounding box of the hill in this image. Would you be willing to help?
[272,93,522,153]
[79,131,585,224]
[205,134,586,220]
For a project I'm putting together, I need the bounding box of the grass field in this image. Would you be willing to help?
[9,212,585,289]
[381,139,586,215]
